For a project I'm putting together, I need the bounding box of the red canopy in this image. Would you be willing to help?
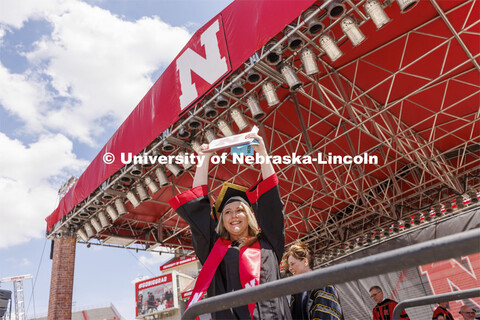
[47,0,480,257]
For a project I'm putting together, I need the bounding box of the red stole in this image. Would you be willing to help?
[186,237,261,319]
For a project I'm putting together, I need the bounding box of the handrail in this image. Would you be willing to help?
[182,228,480,319]
[392,288,480,320]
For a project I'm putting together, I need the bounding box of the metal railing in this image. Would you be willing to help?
[392,288,480,320]
[182,228,480,319]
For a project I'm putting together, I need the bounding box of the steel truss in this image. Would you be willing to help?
[47,0,480,263]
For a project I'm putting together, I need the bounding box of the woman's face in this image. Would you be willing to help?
[287,255,310,275]
[222,201,249,241]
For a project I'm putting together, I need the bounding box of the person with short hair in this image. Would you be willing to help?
[432,301,454,320]
[169,133,291,320]
[369,286,410,320]
[459,305,477,320]
[282,240,344,320]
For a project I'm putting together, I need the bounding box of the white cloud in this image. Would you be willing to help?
[131,275,150,284]
[0,63,50,133]
[0,0,67,29]
[21,258,32,266]
[1,0,191,146]
[24,0,190,145]
[0,132,88,248]
[0,28,5,44]
[138,251,174,267]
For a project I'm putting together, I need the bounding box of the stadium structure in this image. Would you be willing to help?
[44,0,479,319]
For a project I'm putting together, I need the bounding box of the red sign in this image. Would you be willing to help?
[135,273,174,317]
[181,290,192,300]
[419,253,480,315]
[160,257,198,271]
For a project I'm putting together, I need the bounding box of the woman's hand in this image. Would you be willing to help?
[193,144,213,187]
[245,132,267,156]
[197,143,213,166]
[245,132,275,179]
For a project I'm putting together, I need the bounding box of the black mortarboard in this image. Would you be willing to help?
[213,182,251,217]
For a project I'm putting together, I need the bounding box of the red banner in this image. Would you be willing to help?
[135,273,174,317]
[46,0,315,231]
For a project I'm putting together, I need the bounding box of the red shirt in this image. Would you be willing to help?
[373,299,410,320]
[432,306,454,320]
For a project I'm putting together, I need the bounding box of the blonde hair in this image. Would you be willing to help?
[282,240,314,275]
[215,202,259,247]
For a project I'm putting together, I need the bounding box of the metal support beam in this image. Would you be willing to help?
[392,288,480,320]
[182,228,480,319]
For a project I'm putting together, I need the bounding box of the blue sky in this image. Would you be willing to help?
[0,0,232,319]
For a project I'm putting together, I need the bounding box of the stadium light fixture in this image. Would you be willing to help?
[84,222,95,238]
[115,198,128,215]
[284,25,304,51]
[456,196,465,209]
[469,191,479,204]
[413,213,422,225]
[396,0,418,13]
[106,204,119,222]
[178,151,194,170]
[162,130,174,152]
[348,241,355,250]
[127,190,141,208]
[215,93,229,108]
[262,81,280,106]
[131,165,143,176]
[383,228,390,237]
[78,209,89,218]
[445,201,453,214]
[204,103,218,118]
[218,119,234,137]
[102,192,114,201]
[300,48,319,75]
[424,211,433,222]
[190,139,202,154]
[302,7,324,35]
[162,139,174,152]
[328,1,345,19]
[155,167,169,186]
[230,77,246,97]
[341,16,366,46]
[188,116,201,130]
[279,63,303,90]
[230,107,249,131]
[365,0,390,29]
[319,35,343,62]
[177,126,191,139]
[204,128,216,143]
[166,163,183,177]
[246,68,262,84]
[265,39,283,65]
[90,217,102,233]
[246,95,265,119]
[144,175,159,194]
[434,204,443,217]
[137,183,150,202]
[77,229,89,242]
[98,211,110,228]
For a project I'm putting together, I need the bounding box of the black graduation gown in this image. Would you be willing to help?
[170,174,292,320]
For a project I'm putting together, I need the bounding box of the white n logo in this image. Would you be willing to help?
[177,19,228,110]
[189,292,203,306]
[244,279,256,288]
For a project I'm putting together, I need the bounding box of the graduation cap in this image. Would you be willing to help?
[213,182,251,218]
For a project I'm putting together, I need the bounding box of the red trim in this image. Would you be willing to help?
[169,185,208,210]
[82,310,89,320]
[246,173,278,204]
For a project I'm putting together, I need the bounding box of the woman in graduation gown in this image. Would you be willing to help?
[169,132,291,320]
[283,240,344,320]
